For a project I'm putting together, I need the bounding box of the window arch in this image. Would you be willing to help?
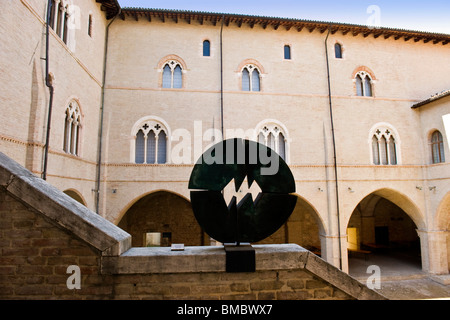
[255,121,289,162]
[431,130,445,163]
[161,60,184,89]
[132,118,169,164]
[355,71,373,97]
[335,43,343,59]
[63,100,81,156]
[203,40,210,56]
[370,125,399,165]
[241,65,261,92]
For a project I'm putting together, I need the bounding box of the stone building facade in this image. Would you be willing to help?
[0,0,449,276]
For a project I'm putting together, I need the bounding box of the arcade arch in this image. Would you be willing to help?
[117,190,203,247]
[346,189,424,274]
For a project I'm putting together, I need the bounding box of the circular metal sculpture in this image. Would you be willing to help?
[189,138,297,244]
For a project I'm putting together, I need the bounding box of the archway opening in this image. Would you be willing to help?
[347,193,422,278]
[256,196,323,256]
[117,191,203,247]
[63,189,86,206]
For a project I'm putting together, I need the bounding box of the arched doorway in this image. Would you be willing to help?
[256,195,324,256]
[117,191,203,247]
[347,190,423,277]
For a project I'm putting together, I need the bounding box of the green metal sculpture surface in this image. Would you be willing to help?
[189,138,297,244]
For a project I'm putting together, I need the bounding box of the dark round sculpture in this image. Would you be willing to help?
[188,138,297,244]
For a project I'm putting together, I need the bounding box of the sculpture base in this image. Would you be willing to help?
[224,243,255,273]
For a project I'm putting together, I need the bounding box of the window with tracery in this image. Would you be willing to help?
[134,121,168,164]
[242,65,261,92]
[63,101,81,156]
[162,60,183,89]
[257,124,287,161]
[371,127,397,165]
[48,0,69,44]
[431,130,445,164]
[355,71,373,97]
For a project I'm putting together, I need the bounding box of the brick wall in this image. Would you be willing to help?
[0,189,356,300]
[0,190,111,299]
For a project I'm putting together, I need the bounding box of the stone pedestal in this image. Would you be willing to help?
[224,243,255,273]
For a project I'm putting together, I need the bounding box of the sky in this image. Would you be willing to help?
[116,0,450,34]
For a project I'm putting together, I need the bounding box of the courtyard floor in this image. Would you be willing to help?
[348,249,450,300]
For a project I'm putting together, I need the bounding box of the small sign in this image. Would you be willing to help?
[171,244,185,251]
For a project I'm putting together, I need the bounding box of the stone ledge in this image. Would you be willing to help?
[101,244,387,300]
[0,152,132,256]
[101,244,308,274]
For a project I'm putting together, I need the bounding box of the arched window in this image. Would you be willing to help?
[62,5,69,44]
[284,45,291,60]
[371,127,398,165]
[63,101,81,156]
[133,120,168,164]
[356,75,363,96]
[241,65,261,92]
[88,14,93,37]
[431,131,445,163]
[162,60,183,89]
[335,43,343,59]
[203,40,210,56]
[256,123,288,161]
[252,69,260,92]
[242,68,250,91]
[49,0,57,29]
[355,71,373,97]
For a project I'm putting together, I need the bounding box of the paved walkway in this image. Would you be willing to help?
[348,251,450,300]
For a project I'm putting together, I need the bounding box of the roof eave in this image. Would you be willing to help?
[412,90,450,109]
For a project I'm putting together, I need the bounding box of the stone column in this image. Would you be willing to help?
[417,229,449,274]
[320,233,349,273]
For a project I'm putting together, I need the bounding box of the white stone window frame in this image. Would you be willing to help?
[368,123,402,165]
[48,0,77,51]
[63,99,82,156]
[354,71,374,97]
[241,64,262,92]
[130,116,171,164]
[254,119,290,163]
[161,60,184,89]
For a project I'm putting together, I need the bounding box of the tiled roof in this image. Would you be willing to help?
[412,90,450,109]
[119,7,450,45]
[96,0,121,19]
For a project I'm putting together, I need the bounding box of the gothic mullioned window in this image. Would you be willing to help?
[242,65,261,92]
[371,127,398,165]
[162,60,183,89]
[63,101,81,156]
[48,0,69,44]
[431,130,445,164]
[257,123,287,161]
[134,120,168,164]
[355,71,373,97]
